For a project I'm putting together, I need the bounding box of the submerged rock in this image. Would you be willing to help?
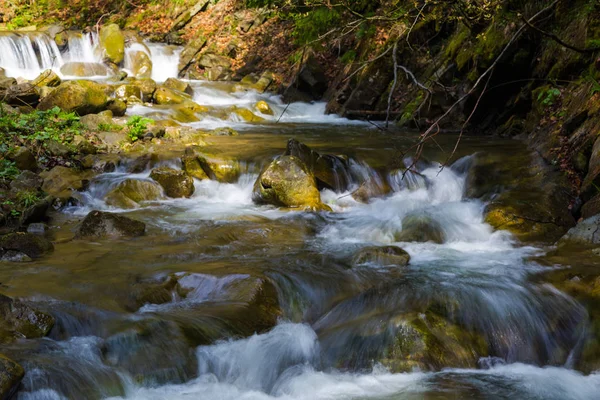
[0,294,55,342]
[76,210,146,239]
[105,179,164,209]
[352,246,410,267]
[0,355,24,400]
[396,214,445,243]
[150,167,195,198]
[0,232,54,258]
[252,155,330,211]
[38,80,109,116]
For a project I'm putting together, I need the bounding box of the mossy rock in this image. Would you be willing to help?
[7,147,37,171]
[232,107,265,122]
[164,78,193,95]
[107,98,127,116]
[149,167,195,198]
[189,150,240,183]
[128,49,153,79]
[75,210,146,239]
[252,155,329,211]
[352,245,410,267]
[31,69,61,87]
[99,23,125,65]
[40,166,93,197]
[182,154,209,180]
[0,232,54,258]
[153,86,191,105]
[113,79,157,102]
[105,179,164,209]
[254,100,274,115]
[0,293,55,342]
[0,354,24,400]
[38,80,109,116]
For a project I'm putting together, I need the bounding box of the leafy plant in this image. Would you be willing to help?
[0,160,20,181]
[126,116,154,142]
[537,87,561,107]
[16,191,42,209]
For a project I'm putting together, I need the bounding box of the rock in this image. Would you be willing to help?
[396,214,445,243]
[351,175,390,203]
[255,100,274,115]
[45,140,72,157]
[582,136,600,202]
[124,275,180,312]
[150,167,195,198]
[126,153,159,173]
[187,149,240,183]
[107,98,127,116]
[232,107,264,122]
[26,222,47,235]
[205,66,232,81]
[128,48,152,78]
[557,215,600,247]
[581,194,600,220]
[99,23,125,65]
[209,127,238,136]
[80,113,113,130]
[252,155,329,211]
[285,139,351,191]
[198,53,232,69]
[7,147,37,171]
[38,80,109,116]
[105,179,164,209]
[0,250,32,262]
[0,355,24,399]
[60,62,111,77]
[153,86,191,105]
[182,155,209,180]
[164,77,193,95]
[74,137,98,155]
[5,83,40,106]
[0,293,55,342]
[9,170,43,192]
[283,53,327,101]
[75,210,146,239]
[40,166,92,197]
[19,196,51,225]
[31,69,61,87]
[171,0,210,31]
[352,246,410,267]
[0,232,54,258]
[178,36,207,74]
[114,79,157,102]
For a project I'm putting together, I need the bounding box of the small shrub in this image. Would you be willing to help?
[126,116,154,142]
[0,160,19,181]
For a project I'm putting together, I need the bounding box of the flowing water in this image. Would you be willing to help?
[1,32,599,400]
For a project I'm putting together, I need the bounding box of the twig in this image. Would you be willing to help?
[521,15,600,54]
[386,42,399,128]
[406,2,427,51]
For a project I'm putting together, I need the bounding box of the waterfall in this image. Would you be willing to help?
[0,32,64,79]
[147,43,182,82]
[65,32,100,63]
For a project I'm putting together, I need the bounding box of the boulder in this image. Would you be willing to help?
[581,194,600,220]
[252,155,329,211]
[31,69,61,87]
[150,167,195,198]
[232,107,264,122]
[198,53,232,69]
[80,113,113,130]
[352,246,410,267]
[5,83,40,107]
[9,170,43,192]
[186,149,240,183]
[75,210,146,239]
[285,139,351,191]
[164,77,193,95]
[0,232,54,258]
[40,166,92,197]
[128,49,152,79]
[105,179,164,209]
[114,79,157,102]
[396,214,445,243]
[0,250,32,262]
[38,80,109,116]
[182,154,209,180]
[45,140,72,157]
[107,98,127,116]
[283,53,327,102]
[0,293,55,341]
[0,355,24,399]
[99,23,125,65]
[255,100,274,115]
[7,147,37,171]
[153,86,191,105]
[557,215,600,247]
[60,62,111,77]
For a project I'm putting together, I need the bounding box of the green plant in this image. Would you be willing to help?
[16,191,42,208]
[292,7,341,45]
[0,160,20,181]
[340,50,357,64]
[537,87,561,107]
[126,116,154,142]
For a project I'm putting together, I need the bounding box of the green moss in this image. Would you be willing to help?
[399,92,424,126]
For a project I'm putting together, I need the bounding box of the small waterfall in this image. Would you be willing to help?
[65,32,99,63]
[147,43,181,82]
[0,33,62,79]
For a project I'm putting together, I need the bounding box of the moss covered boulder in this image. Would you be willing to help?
[75,210,146,239]
[150,167,195,198]
[0,232,54,259]
[38,80,109,116]
[352,246,410,267]
[164,77,193,95]
[99,23,125,65]
[183,148,240,183]
[114,79,157,102]
[105,179,164,209]
[253,155,330,211]
[0,355,24,400]
[0,293,55,342]
[153,86,192,105]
